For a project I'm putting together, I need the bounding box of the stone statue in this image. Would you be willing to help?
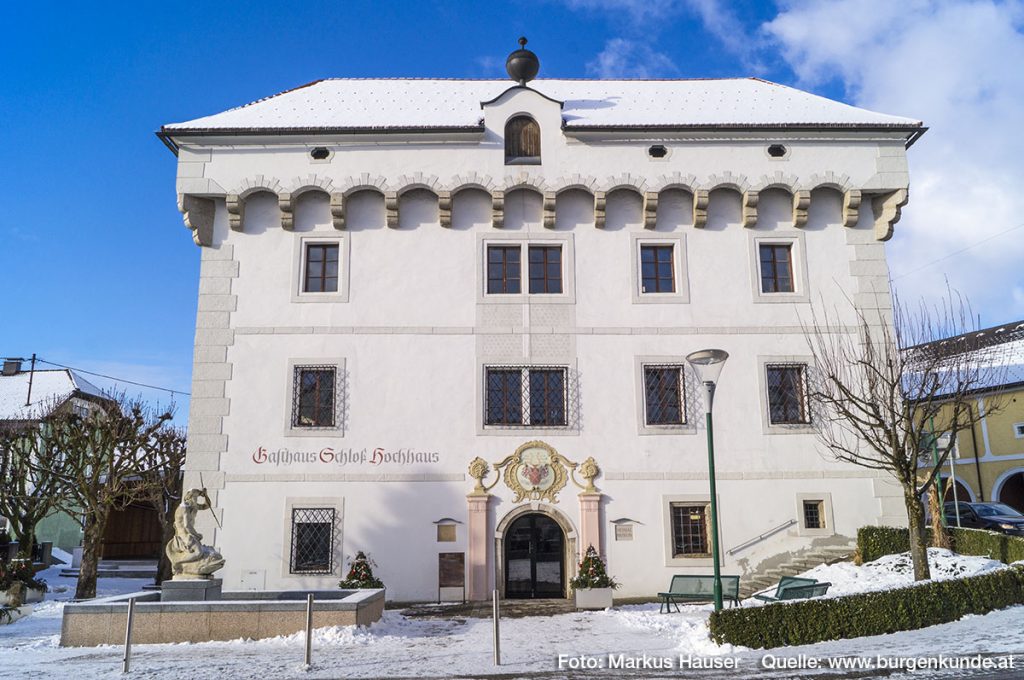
[166,488,225,579]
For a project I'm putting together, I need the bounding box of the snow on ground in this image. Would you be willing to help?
[2,552,1022,679]
[745,548,1007,601]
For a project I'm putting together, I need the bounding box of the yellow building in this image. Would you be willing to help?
[918,321,1024,511]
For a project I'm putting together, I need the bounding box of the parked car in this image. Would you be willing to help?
[943,502,1024,536]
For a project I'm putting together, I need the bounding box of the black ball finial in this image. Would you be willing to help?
[506,36,540,85]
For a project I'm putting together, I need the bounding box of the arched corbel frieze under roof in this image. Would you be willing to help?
[178,193,216,247]
[602,173,649,229]
[706,172,755,228]
[651,173,698,230]
[753,172,806,228]
[501,172,547,230]
[331,174,390,230]
[449,173,498,229]
[394,173,442,229]
[226,177,283,231]
[551,175,599,229]
[807,172,860,228]
[282,175,336,230]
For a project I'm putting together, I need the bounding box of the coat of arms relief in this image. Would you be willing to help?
[468,441,600,503]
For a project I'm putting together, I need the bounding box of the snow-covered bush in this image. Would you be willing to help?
[709,564,1024,648]
[338,551,384,589]
[569,545,619,590]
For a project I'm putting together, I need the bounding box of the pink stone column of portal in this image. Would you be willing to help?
[578,492,603,557]
[466,494,490,601]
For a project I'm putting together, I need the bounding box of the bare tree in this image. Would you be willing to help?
[138,424,187,584]
[805,292,1006,581]
[0,416,69,556]
[43,393,172,599]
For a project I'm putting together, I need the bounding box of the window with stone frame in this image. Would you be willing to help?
[640,244,675,294]
[670,503,710,557]
[292,366,337,428]
[486,245,522,294]
[485,366,567,427]
[504,115,541,165]
[766,363,810,425]
[802,500,825,530]
[289,507,336,574]
[758,243,794,293]
[528,245,563,294]
[303,243,340,293]
[643,364,687,426]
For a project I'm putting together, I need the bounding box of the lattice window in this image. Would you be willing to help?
[484,366,568,427]
[640,245,675,293]
[290,507,336,574]
[759,243,794,293]
[292,366,337,428]
[505,115,540,164]
[671,504,710,557]
[803,500,824,529]
[528,245,563,294]
[304,244,340,293]
[487,245,521,294]
[766,363,809,425]
[643,365,686,425]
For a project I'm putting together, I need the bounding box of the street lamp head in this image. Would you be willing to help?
[686,349,729,386]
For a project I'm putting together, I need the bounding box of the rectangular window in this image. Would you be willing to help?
[640,245,675,293]
[484,366,568,427]
[304,244,340,293]
[643,365,686,425]
[292,366,336,428]
[1014,423,1024,439]
[766,363,809,425]
[803,500,824,529]
[759,244,794,293]
[528,245,563,294]
[487,245,521,294]
[670,504,710,557]
[290,508,335,574]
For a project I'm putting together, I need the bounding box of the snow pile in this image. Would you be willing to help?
[603,604,736,655]
[768,548,1005,600]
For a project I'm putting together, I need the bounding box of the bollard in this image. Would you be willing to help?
[304,593,314,669]
[122,597,136,674]
[492,589,501,666]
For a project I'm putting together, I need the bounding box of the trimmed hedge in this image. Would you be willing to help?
[857,525,1024,564]
[709,565,1024,648]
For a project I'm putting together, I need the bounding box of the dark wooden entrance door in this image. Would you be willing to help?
[505,513,564,598]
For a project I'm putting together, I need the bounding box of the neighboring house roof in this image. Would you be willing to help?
[161,78,922,134]
[0,368,106,421]
[905,320,1024,398]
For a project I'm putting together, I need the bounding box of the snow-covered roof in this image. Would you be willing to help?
[0,368,106,421]
[162,78,922,133]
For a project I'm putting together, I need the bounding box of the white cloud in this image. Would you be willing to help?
[564,0,683,24]
[765,0,1024,325]
[587,38,679,78]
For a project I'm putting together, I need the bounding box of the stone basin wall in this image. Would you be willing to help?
[59,588,385,646]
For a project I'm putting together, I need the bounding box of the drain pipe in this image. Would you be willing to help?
[968,419,985,501]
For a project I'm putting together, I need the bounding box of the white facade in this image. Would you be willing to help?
[163,75,919,601]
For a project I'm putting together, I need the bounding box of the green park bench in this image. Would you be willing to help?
[658,574,741,613]
[753,576,832,602]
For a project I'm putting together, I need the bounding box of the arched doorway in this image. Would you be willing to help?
[504,513,565,598]
[997,472,1024,513]
[942,479,974,504]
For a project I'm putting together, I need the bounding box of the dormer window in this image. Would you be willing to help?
[505,115,540,165]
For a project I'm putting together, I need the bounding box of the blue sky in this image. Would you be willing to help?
[2,1,1022,423]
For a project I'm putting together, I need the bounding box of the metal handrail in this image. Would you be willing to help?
[726,518,797,556]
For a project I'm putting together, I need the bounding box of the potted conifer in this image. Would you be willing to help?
[338,551,385,590]
[570,545,618,610]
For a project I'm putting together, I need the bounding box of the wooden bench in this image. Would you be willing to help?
[658,575,740,613]
[753,576,832,602]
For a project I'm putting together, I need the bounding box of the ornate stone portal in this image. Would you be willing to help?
[468,440,600,503]
[466,441,603,600]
